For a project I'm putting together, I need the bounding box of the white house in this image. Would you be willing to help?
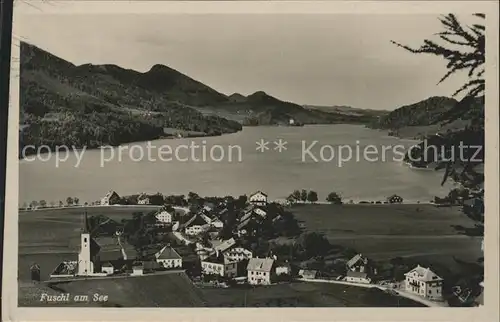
[247,258,275,285]
[345,271,371,284]
[249,191,268,206]
[137,193,150,205]
[201,214,224,229]
[156,210,174,224]
[212,238,237,253]
[224,247,253,262]
[155,245,182,269]
[182,214,210,236]
[275,262,291,276]
[298,269,317,279]
[101,262,114,275]
[346,253,370,272]
[404,265,443,301]
[101,191,120,206]
[201,252,238,278]
[131,262,144,276]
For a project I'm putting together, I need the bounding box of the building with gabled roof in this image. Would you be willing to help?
[247,257,275,285]
[154,245,183,269]
[101,190,120,206]
[345,271,371,284]
[212,238,236,253]
[182,214,210,236]
[404,265,443,301]
[249,191,268,206]
[201,251,238,278]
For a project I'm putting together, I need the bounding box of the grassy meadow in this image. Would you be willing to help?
[290,203,482,270]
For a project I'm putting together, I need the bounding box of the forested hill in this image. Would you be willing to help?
[367,96,484,138]
[19,41,242,153]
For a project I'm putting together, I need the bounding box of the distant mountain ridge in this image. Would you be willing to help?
[19,42,243,153]
[20,41,381,140]
[366,96,484,139]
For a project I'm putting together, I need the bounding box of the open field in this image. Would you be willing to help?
[20,273,205,307]
[21,276,423,307]
[290,204,482,270]
[200,282,424,307]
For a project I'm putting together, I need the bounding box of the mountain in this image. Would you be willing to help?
[304,105,389,117]
[19,42,242,153]
[212,91,379,126]
[366,96,484,139]
[228,93,247,103]
[19,41,381,154]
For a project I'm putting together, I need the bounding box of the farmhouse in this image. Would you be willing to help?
[131,262,144,276]
[249,191,268,206]
[247,257,275,285]
[345,271,371,284]
[404,265,443,301]
[182,214,210,236]
[137,193,150,205]
[224,247,253,262]
[236,205,267,233]
[156,209,174,224]
[212,238,237,254]
[201,213,224,229]
[275,261,292,276]
[201,252,238,278]
[101,191,120,206]
[298,269,318,279]
[155,245,183,269]
[346,254,370,272]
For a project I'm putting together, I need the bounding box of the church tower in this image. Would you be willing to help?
[77,210,94,275]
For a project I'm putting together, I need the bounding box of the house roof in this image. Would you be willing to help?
[182,214,209,228]
[103,190,119,198]
[95,236,137,261]
[213,238,236,253]
[237,217,253,230]
[202,252,233,265]
[299,269,317,276]
[156,246,182,260]
[247,258,274,272]
[347,271,369,278]
[346,254,366,268]
[404,265,443,282]
[250,191,268,198]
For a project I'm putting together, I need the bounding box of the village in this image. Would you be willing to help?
[35,189,484,308]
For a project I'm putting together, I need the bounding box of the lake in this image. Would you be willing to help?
[19,124,455,205]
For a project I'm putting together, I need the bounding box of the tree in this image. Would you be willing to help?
[58,200,64,207]
[326,192,343,205]
[22,202,28,210]
[73,197,80,205]
[392,13,485,304]
[391,14,484,123]
[300,189,308,203]
[49,201,55,208]
[292,190,301,201]
[286,194,296,205]
[307,191,318,203]
[66,197,73,206]
[31,200,38,209]
[39,200,47,208]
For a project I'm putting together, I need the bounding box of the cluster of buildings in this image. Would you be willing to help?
[54,189,468,305]
[50,210,184,278]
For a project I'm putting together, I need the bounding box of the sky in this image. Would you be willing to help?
[15,4,476,110]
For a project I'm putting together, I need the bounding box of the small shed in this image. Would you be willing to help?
[131,262,144,276]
